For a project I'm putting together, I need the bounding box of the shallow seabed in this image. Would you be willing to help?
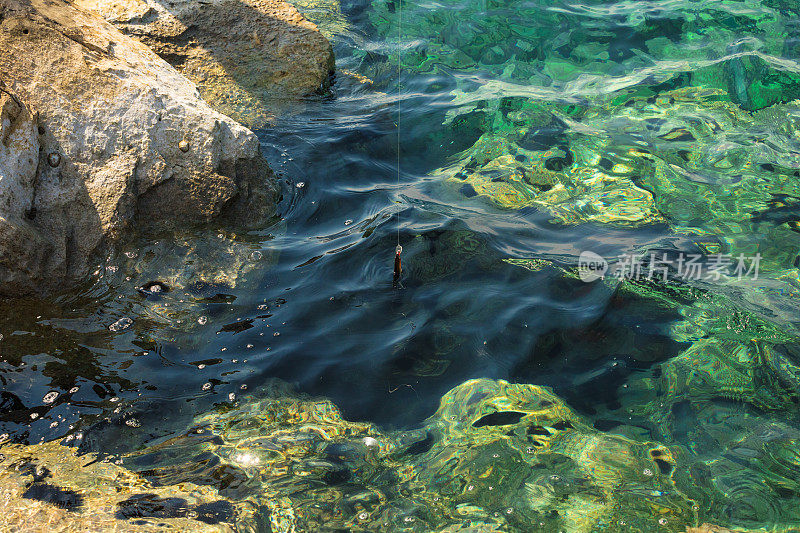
[3,0,800,531]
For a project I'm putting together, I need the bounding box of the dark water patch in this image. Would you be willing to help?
[116,494,190,520]
[404,431,434,455]
[472,411,525,427]
[218,319,255,334]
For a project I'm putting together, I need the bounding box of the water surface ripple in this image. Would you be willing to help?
[4,0,800,530]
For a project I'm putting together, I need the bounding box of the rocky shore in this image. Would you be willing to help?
[0,0,332,298]
[73,0,335,127]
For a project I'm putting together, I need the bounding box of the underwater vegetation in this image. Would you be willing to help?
[6,378,800,531]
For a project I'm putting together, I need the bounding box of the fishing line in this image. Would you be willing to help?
[393,0,403,284]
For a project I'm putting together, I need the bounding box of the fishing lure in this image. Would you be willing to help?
[394,244,402,283]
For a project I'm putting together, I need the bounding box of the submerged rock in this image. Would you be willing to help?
[100,229,281,339]
[0,0,278,297]
[409,379,697,532]
[112,379,716,532]
[2,377,786,532]
[0,439,249,531]
[436,130,662,226]
[75,0,336,128]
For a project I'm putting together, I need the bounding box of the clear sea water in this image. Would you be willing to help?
[4,0,800,531]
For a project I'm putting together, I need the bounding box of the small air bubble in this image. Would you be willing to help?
[250,251,263,261]
[109,317,133,332]
[125,418,141,427]
[198,364,206,370]
[296,182,305,188]
[202,382,212,391]
[643,468,653,477]
[42,391,59,404]
[228,393,236,401]
[198,316,208,325]
[344,219,353,226]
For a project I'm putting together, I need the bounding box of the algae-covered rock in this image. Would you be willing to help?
[75,0,336,128]
[407,379,697,533]
[438,83,800,251]
[436,130,662,226]
[7,377,793,532]
[620,363,800,529]
[370,0,800,248]
[121,381,416,532]
[113,379,710,533]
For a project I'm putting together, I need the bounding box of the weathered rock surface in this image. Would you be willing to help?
[0,0,278,297]
[75,0,336,127]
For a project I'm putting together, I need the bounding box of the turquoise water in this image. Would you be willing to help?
[4,0,800,530]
